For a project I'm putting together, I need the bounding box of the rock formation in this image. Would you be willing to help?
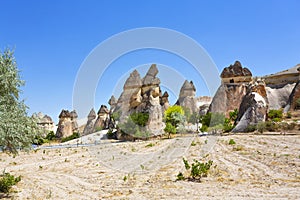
[56,110,79,138]
[284,80,300,111]
[220,61,252,83]
[160,91,170,112]
[33,112,56,136]
[176,80,199,113]
[232,81,268,132]
[113,64,168,137]
[82,108,97,135]
[108,95,117,112]
[209,61,252,117]
[94,105,110,131]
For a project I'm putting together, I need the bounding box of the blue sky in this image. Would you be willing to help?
[1,0,299,121]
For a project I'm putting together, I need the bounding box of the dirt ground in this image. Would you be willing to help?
[1,133,299,199]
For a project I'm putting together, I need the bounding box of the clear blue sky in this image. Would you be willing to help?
[1,0,299,121]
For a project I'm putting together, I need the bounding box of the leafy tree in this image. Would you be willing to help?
[0,49,39,154]
[164,105,185,127]
[164,122,176,138]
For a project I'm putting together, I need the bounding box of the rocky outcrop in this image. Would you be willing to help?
[284,80,300,111]
[232,81,268,132]
[33,112,56,136]
[221,61,252,83]
[82,109,97,135]
[108,95,117,112]
[56,110,79,138]
[266,83,296,110]
[209,61,252,117]
[176,80,199,113]
[160,91,170,112]
[113,64,167,137]
[94,105,110,131]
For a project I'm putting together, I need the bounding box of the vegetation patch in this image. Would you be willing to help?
[0,171,21,194]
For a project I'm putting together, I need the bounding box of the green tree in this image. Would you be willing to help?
[0,49,39,154]
[164,105,185,127]
[164,122,176,138]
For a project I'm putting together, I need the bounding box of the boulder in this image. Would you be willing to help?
[284,80,300,111]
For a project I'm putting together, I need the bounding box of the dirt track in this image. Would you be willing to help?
[1,134,299,199]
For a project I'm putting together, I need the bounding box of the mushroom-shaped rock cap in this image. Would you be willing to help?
[162,91,169,97]
[70,110,78,119]
[220,61,252,78]
[97,105,109,115]
[181,80,196,92]
[87,108,96,120]
[59,109,71,118]
[108,95,117,105]
[123,70,142,90]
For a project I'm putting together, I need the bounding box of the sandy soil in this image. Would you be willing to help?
[0,133,299,199]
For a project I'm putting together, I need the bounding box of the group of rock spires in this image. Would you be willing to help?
[51,61,300,138]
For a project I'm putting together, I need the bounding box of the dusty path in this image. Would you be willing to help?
[0,134,299,199]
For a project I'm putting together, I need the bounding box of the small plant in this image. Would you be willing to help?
[140,164,145,170]
[0,171,21,193]
[286,112,292,118]
[191,141,196,146]
[123,175,127,182]
[178,158,213,181]
[268,109,283,122]
[145,143,154,148]
[39,165,43,169]
[228,139,236,145]
[176,172,185,181]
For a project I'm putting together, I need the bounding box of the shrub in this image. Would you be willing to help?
[228,139,236,145]
[45,131,56,141]
[118,117,149,139]
[200,112,224,129]
[61,132,80,143]
[286,112,292,119]
[268,109,283,122]
[245,124,256,132]
[130,112,149,127]
[257,122,266,133]
[164,122,176,138]
[0,171,21,193]
[111,111,121,121]
[178,158,213,181]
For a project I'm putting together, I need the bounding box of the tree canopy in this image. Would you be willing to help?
[0,49,39,154]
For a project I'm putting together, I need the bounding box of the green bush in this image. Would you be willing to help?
[257,122,266,133]
[111,111,121,121]
[164,122,176,138]
[0,171,21,193]
[200,112,224,129]
[118,117,149,139]
[268,109,283,122]
[178,158,213,181]
[286,112,292,118]
[45,131,56,141]
[130,112,149,127]
[61,132,80,143]
[228,139,236,145]
[164,105,185,128]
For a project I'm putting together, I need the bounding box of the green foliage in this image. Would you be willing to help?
[106,129,114,139]
[268,109,283,122]
[45,131,56,141]
[0,49,40,154]
[178,158,213,181]
[229,109,238,121]
[296,98,300,109]
[286,112,292,119]
[130,112,149,127]
[0,171,21,193]
[164,105,185,127]
[118,117,149,139]
[223,118,234,132]
[183,158,190,170]
[200,112,225,129]
[176,172,185,181]
[164,123,176,138]
[228,139,236,145]
[257,122,266,133]
[61,132,80,143]
[111,111,121,121]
